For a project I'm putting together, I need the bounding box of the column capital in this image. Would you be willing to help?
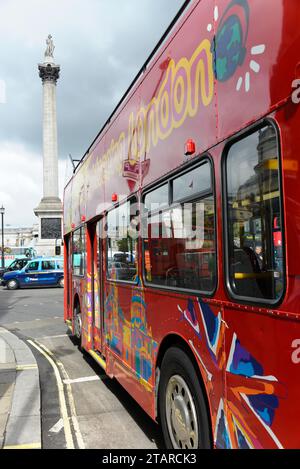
[38,63,60,84]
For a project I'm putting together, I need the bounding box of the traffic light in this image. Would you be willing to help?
[55,245,61,255]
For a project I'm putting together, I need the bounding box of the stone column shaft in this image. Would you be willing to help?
[43,79,59,199]
[37,60,60,204]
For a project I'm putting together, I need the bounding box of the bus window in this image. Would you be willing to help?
[106,198,138,282]
[72,227,86,276]
[225,124,284,302]
[143,161,216,293]
[144,183,169,212]
[172,162,211,202]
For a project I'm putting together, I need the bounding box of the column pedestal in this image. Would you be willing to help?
[34,198,62,256]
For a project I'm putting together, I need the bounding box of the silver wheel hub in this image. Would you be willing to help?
[166,374,198,449]
[74,312,82,339]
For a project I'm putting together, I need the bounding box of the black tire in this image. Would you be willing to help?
[58,277,64,288]
[6,279,19,290]
[158,346,211,449]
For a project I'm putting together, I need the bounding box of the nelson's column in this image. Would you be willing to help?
[34,35,62,256]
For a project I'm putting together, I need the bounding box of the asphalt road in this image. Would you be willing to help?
[0,286,163,449]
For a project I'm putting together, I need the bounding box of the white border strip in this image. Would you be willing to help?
[63,376,99,385]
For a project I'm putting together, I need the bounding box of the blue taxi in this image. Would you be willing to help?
[2,257,64,290]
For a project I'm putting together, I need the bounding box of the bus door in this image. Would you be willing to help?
[91,218,105,354]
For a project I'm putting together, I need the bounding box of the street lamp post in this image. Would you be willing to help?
[0,205,5,268]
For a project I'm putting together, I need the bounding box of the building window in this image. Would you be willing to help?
[106,198,138,282]
[225,124,284,301]
[143,160,216,293]
[72,227,85,276]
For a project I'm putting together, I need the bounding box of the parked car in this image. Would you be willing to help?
[112,251,135,263]
[1,257,64,290]
[108,261,136,281]
[0,257,32,279]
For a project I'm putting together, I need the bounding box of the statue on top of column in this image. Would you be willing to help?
[45,35,55,58]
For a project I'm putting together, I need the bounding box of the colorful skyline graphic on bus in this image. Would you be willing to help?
[105,277,158,388]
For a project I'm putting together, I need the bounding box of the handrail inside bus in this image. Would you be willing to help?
[234,272,280,280]
[73,0,193,175]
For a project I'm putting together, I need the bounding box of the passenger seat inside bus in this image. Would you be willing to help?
[232,247,264,298]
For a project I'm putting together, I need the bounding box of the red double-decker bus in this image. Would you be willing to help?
[64,0,300,449]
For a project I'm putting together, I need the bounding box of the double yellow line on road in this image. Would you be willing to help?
[28,339,85,450]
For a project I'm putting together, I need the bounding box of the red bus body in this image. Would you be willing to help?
[64,0,300,448]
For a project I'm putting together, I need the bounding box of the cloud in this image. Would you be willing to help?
[0,0,185,225]
[0,142,66,226]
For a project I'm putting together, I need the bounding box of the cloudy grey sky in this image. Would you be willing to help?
[0,0,184,227]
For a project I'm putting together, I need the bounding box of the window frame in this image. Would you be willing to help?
[26,260,40,272]
[41,260,56,271]
[105,196,139,285]
[142,155,217,297]
[72,225,86,278]
[222,118,286,307]
[144,182,169,213]
[56,260,63,270]
[171,161,212,205]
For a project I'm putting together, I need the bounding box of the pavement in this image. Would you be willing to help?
[0,327,41,449]
[0,287,161,450]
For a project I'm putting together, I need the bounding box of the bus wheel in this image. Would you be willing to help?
[7,279,19,290]
[158,346,211,449]
[74,303,82,341]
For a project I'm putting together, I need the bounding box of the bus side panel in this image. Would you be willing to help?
[145,289,226,436]
[105,347,155,419]
[216,0,283,139]
[276,107,300,281]
[223,307,300,449]
[103,285,225,425]
[83,0,218,224]
[219,106,300,449]
[103,280,156,418]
